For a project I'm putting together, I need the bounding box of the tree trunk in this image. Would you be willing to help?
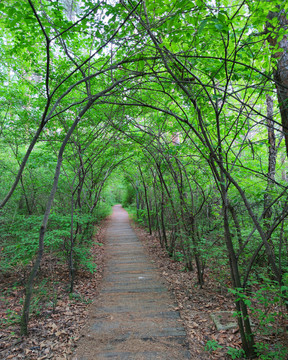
[69,192,75,293]
[138,166,152,235]
[151,171,163,246]
[20,102,93,335]
[264,94,276,224]
[266,10,288,156]
[228,203,243,247]
[221,185,256,358]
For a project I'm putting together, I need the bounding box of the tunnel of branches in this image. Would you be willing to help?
[1,1,288,358]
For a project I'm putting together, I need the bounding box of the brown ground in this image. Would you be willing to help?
[132,223,288,359]
[1,206,287,359]
[0,217,109,360]
[133,224,237,359]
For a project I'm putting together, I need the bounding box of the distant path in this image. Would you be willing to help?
[72,205,190,359]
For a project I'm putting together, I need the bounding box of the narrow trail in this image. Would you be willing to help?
[72,205,191,360]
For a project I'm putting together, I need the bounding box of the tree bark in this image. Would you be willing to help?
[264,95,276,224]
[138,166,152,235]
[266,10,288,156]
[221,183,256,358]
[20,102,93,335]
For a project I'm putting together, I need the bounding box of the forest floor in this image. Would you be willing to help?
[0,212,287,359]
[0,217,109,360]
[133,225,287,360]
[133,225,239,360]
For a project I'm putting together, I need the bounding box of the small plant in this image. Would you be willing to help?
[30,278,59,316]
[254,342,288,360]
[73,246,97,273]
[69,292,82,301]
[173,250,184,262]
[0,309,21,327]
[227,346,246,359]
[204,339,223,352]
[69,292,92,304]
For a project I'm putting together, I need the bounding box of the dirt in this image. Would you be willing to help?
[1,206,287,359]
[132,221,288,359]
[0,217,109,360]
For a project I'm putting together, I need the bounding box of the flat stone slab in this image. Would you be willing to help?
[72,205,190,359]
[210,311,237,330]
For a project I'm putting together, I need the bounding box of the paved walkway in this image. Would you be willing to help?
[73,205,190,359]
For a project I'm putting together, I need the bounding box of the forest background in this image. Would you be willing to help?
[0,0,288,358]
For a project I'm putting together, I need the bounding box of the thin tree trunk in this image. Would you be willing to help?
[151,170,163,246]
[264,95,276,225]
[160,191,167,249]
[69,192,75,293]
[228,203,243,247]
[138,166,152,235]
[221,184,256,358]
[20,102,93,335]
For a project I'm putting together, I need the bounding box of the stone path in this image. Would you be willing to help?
[73,205,190,359]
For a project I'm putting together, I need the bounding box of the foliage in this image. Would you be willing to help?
[204,339,223,352]
[0,0,287,355]
[226,347,246,359]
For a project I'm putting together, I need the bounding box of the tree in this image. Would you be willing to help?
[104,0,288,356]
[0,0,287,357]
[1,0,154,334]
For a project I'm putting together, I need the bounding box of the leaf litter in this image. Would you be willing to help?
[1,215,287,359]
[0,217,109,360]
[132,223,288,360]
